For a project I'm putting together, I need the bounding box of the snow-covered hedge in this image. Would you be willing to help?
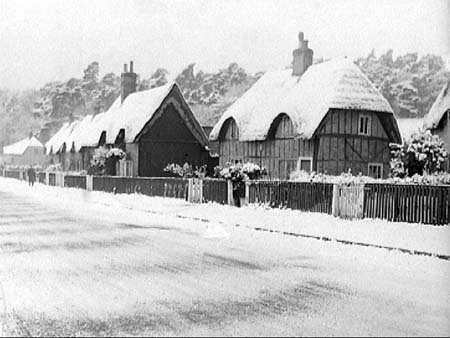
[289,169,450,186]
[164,163,206,178]
[390,129,448,177]
[4,164,43,171]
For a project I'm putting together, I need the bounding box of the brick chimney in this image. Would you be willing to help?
[121,61,137,103]
[292,32,313,76]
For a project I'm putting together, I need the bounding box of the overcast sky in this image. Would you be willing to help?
[1,0,449,90]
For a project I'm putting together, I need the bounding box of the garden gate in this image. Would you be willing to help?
[332,183,365,219]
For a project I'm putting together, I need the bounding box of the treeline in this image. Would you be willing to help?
[0,50,448,150]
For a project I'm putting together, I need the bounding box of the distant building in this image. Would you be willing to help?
[209,33,401,179]
[2,134,47,167]
[424,79,450,170]
[45,62,215,177]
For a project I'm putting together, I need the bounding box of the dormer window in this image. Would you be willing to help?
[220,118,239,141]
[358,114,371,136]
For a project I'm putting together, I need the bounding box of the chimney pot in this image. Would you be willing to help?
[121,61,137,103]
[124,63,128,73]
[292,32,313,76]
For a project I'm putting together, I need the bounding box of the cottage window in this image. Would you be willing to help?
[368,163,383,179]
[298,157,313,173]
[358,114,371,136]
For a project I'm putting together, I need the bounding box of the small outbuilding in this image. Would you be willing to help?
[2,134,47,167]
[210,33,401,179]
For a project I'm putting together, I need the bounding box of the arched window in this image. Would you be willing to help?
[268,114,294,139]
[219,118,239,140]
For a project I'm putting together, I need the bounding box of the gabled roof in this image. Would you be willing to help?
[424,79,450,130]
[4,136,44,155]
[46,82,208,154]
[210,58,396,142]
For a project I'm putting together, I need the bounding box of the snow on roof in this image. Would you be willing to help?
[396,118,425,140]
[210,58,394,141]
[3,136,44,155]
[424,79,450,130]
[45,122,75,155]
[46,83,175,153]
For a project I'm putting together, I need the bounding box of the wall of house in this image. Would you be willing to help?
[315,109,391,177]
[219,116,314,180]
[218,109,394,179]
[138,102,209,177]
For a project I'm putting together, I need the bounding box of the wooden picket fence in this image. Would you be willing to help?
[248,181,334,214]
[64,175,87,189]
[364,184,450,225]
[1,170,450,225]
[202,179,228,204]
[92,176,189,199]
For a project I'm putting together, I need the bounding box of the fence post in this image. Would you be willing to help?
[86,175,93,191]
[198,179,203,203]
[332,184,339,217]
[227,180,234,206]
[244,181,250,206]
[188,178,193,203]
[357,183,365,219]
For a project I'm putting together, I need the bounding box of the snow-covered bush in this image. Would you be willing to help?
[45,163,62,172]
[390,129,448,177]
[89,147,126,176]
[214,162,267,182]
[164,163,206,178]
[290,169,373,184]
[106,148,126,160]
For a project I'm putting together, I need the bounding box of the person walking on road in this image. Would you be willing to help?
[27,166,36,187]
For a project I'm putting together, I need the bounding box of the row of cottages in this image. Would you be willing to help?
[45,62,213,177]
[209,33,401,180]
[1,134,47,167]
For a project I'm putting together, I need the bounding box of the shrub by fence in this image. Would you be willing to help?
[248,181,334,214]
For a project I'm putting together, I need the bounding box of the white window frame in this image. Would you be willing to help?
[368,162,383,179]
[297,156,313,173]
[358,114,371,136]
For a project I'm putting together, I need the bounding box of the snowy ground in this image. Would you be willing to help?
[0,177,450,336]
[2,177,449,257]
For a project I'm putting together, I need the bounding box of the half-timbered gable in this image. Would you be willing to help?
[210,33,401,179]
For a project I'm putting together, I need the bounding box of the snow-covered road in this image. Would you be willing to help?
[0,183,449,336]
